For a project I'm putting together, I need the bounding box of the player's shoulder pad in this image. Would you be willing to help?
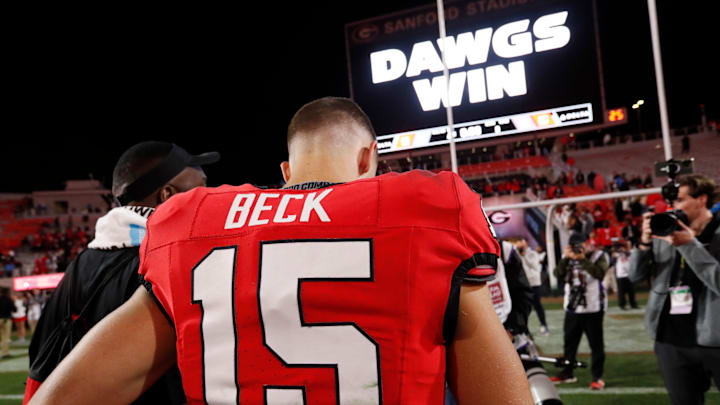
[144,186,208,250]
[377,170,463,230]
[145,184,253,250]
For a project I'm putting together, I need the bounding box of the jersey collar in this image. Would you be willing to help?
[283,181,341,190]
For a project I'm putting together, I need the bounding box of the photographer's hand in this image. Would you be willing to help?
[639,212,653,250]
[652,220,696,246]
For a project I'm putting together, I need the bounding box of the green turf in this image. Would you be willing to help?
[541,297,649,311]
[556,353,665,388]
[3,312,720,404]
[0,371,27,395]
[562,393,720,405]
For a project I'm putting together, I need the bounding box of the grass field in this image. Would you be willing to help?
[1,293,719,404]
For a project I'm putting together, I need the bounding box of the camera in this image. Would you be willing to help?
[570,244,584,255]
[650,210,689,236]
[648,159,694,237]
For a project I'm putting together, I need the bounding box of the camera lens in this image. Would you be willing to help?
[650,210,689,236]
[650,213,677,236]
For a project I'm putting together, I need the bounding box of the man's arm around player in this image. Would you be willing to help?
[28,288,176,405]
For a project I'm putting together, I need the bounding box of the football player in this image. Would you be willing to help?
[30,97,532,405]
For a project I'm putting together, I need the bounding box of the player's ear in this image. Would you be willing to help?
[357,141,377,177]
[281,161,291,183]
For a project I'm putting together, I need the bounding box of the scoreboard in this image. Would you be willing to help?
[346,0,607,154]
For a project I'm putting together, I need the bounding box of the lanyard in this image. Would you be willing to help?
[673,256,686,287]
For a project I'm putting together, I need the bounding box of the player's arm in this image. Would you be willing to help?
[448,283,533,405]
[28,287,176,405]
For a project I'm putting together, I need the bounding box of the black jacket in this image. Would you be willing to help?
[0,295,13,319]
[28,247,185,404]
[503,247,534,335]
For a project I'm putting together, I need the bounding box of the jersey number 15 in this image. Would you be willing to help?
[192,240,383,405]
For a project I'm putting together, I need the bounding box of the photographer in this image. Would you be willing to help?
[552,232,608,390]
[628,174,720,405]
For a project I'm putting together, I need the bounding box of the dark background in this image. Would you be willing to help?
[2,1,717,193]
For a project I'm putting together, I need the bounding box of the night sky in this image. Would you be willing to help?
[3,1,716,193]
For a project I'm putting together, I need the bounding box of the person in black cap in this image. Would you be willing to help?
[551,231,609,390]
[23,141,219,405]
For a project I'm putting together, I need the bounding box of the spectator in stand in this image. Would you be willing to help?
[4,260,15,278]
[631,197,644,218]
[682,133,690,154]
[593,172,605,192]
[568,213,583,234]
[644,174,653,188]
[588,171,596,188]
[0,288,14,358]
[46,252,58,273]
[622,217,641,247]
[576,170,585,184]
[578,207,595,237]
[614,199,625,222]
[11,292,27,343]
[619,174,630,191]
[592,203,606,227]
[613,242,637,310]
[33,255,48,275]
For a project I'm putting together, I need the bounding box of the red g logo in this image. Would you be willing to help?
[351,24,379,44]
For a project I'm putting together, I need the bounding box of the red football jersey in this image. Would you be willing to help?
[139,170,499,405]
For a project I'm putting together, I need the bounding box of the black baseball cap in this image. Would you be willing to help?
[116,143,220,206]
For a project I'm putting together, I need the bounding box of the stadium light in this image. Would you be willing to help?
[633,100,644,134]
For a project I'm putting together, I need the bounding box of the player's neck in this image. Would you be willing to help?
[284,161,358,188]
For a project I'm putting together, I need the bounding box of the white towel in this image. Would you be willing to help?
[88,206,155,250]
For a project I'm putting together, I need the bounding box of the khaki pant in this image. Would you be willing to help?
[0,318,11,356]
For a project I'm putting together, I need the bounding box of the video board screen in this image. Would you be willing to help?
[346,0,604,154]
[14,273,64,291]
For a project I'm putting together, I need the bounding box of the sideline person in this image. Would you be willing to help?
[552,232,608,390]
[11,292,27,344]
[628,174,720,405]
[514,238,549,335]
[0,288,14,358]
[24,141,219,405]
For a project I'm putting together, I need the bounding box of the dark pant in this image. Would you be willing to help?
[655,341,720,405]
[562,311,605,380]
[616,277,637,309]
[530,286,547,327]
